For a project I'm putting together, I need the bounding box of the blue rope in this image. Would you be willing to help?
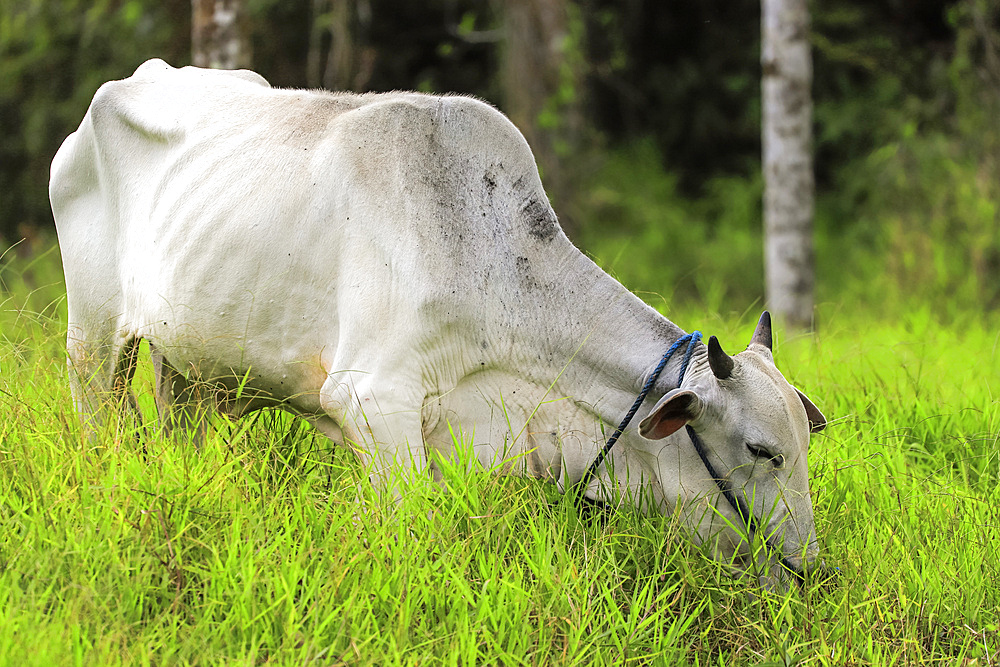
[576,331,702,491]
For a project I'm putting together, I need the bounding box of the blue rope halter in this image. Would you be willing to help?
[576,331,702,491]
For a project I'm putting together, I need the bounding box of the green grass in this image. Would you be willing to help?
[2,246,999,665]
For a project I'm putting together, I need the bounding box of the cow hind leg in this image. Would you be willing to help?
[151,345,209,446]
[113,336,143,423]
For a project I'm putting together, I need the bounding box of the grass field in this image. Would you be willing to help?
[2,246,999,665]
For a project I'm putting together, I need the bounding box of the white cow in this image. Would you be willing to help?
[50,59,827,583]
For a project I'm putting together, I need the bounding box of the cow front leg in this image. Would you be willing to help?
[319,374,428,496]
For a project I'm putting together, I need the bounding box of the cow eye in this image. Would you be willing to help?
[746,443,784,467]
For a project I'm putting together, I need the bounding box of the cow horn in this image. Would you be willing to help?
[707,335,734,380]
[751,311,772,351]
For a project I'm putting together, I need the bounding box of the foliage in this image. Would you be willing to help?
[817,0,1000,316]
[1,252,999,665]
[576,140,765,313]
[810,0,956,192]
[572,0,1000,319]
[248,0,497,100]
[5,0,1000,318]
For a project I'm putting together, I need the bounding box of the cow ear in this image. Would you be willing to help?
[796,388,827,433]
[638,389,703,440]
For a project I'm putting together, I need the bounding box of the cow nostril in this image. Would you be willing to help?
[815,561,841,585]
[783,557,841,591]
[778,557,807,586]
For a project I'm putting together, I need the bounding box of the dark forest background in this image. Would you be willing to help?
[3,0,999,316]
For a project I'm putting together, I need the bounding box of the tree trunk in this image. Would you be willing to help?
[325,0,355,90]
[499,0,581,235]
[762,0,814,330]
[307,0,374,91]
[192,0,251,70]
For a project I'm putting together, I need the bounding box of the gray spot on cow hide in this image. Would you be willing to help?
[522,198,558,243]
[516,255,540,291]
[483,172,497,193]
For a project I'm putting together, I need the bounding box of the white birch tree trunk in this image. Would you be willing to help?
[762,0,814,330]
[192,0,251,70]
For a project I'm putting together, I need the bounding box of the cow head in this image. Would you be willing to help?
[637,312,826,585]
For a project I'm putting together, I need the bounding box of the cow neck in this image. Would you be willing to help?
[574,331,702,494]
[523,247,695,428]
